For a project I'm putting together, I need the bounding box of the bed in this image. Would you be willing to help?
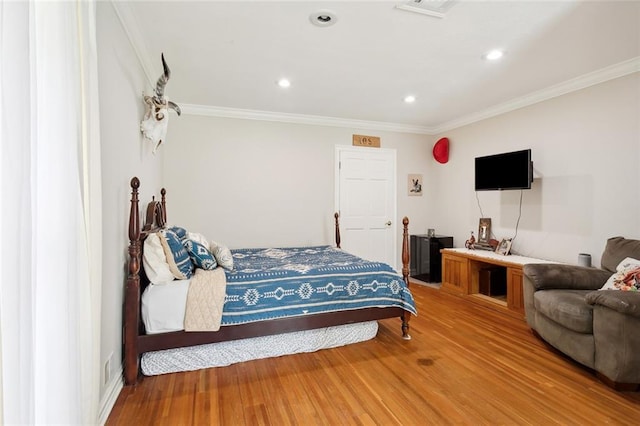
[124,177,416,385]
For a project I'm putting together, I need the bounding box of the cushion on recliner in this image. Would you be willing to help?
[601,237,640,273]
[534,289,593,334]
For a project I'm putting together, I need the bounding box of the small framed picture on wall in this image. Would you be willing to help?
[408,174,423,196]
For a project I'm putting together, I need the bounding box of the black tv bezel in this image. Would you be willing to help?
[474,149,533,191]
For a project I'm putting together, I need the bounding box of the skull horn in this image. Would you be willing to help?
[168,101,182,116]
[154,53,171,101]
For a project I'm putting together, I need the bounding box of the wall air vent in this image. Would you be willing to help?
[395,0,457,19]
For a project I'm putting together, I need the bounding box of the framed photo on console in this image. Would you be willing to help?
[495,238,512,256]
[478,218,491,245]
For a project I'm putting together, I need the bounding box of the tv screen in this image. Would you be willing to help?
[475,149,533,191]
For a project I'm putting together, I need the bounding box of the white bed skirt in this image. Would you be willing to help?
[141,320,379,376]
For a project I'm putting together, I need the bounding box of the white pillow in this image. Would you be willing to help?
[210,241,234,271]
[143,233,175,284]
[600,257,640,291]
[187,232,209,248]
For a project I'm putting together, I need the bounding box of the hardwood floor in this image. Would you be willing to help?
[106,283,640,425]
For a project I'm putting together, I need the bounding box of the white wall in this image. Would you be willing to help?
[427,73,640,267]
[96,2,163,413]
[93,3,638,418]
[163,115,432,267]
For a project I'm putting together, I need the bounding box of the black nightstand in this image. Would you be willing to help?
[410,235,454,283]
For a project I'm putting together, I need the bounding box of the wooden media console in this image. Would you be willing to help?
[440,248,556,318]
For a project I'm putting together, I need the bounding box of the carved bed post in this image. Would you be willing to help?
[160,188,167,225]
[401,216,412,340]
[124,177,141,385]
[334,212,341,248]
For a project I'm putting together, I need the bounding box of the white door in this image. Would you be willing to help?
[335,146,397,268]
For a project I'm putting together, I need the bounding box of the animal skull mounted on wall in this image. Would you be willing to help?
[140,53,181,153]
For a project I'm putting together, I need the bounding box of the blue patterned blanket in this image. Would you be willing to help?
[220,245,417,325]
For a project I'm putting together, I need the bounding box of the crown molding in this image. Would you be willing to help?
[431,56,640,134]
[110,2,638,136]
[110,1,157,89]
[110,0,432,135]
[181,104,435,134]
[144,56,640,136]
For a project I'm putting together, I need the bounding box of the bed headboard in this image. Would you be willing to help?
[125,177,166,345]
[128,177,166,287]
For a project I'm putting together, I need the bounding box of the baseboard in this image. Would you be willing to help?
[410,278,441,289]
[98,366,124,425]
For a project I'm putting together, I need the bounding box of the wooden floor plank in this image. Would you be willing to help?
[106,284,640,425]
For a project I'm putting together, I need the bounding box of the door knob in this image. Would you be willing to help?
[385,221,392,226]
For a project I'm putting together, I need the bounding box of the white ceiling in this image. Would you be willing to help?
[117,1,640,134]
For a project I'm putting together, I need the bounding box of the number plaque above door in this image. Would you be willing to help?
[352,134,381,148]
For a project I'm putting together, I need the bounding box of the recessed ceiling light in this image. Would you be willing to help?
[309,10,338,27]
[277,78,291,88]
[404,95,416,103]
[483,49,505,61]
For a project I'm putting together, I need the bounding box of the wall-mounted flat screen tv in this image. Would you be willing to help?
[475,149,533,191]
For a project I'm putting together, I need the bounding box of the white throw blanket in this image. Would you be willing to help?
[184,268,227,332]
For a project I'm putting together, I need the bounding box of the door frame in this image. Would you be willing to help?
[334,145,398,269]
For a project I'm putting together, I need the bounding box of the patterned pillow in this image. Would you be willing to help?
[211,241,234,271]
[169,226,188,241]
[600,257,640,291]
[158,229,194,280]
[184,239,217,270]
[142,232,175,284]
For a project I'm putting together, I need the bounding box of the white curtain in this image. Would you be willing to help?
[0,1,102,424]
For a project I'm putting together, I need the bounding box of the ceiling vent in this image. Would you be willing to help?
[395,0,457,19]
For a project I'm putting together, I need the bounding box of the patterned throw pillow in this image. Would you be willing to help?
[158,229,194,280]
[169,226,188,241]
[184,239,218,270]
[600,257,640,291]
[211,241,234,271]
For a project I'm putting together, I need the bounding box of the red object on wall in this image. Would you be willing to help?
[433,137,450,164]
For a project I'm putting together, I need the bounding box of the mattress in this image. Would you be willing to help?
[141,279,190,334]
[142,245,416,334]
